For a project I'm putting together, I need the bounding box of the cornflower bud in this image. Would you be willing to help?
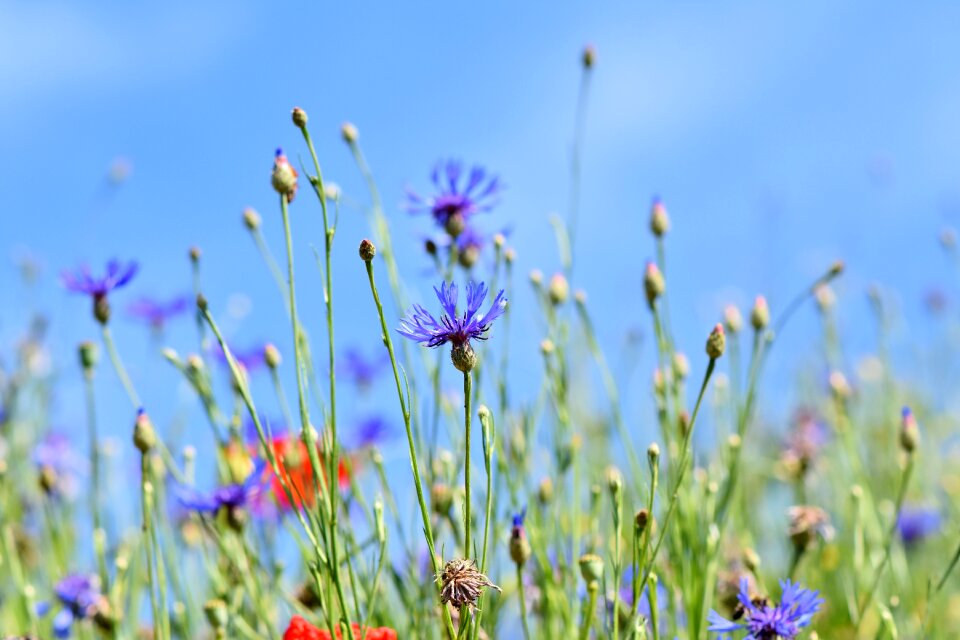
[672,352,690,381]
[263,343,281,369]
[341,121,358,144]
[242,207,261,231]
[814,284,835,312]
[750,295,769,330]
[291,107,308,128]
[548,273,569,305]
[538,477,554,504]
[828,371,851,400]
[133,409,157,454]
[271,148,298,200]
[723,305,743,334]
[900,406,919,453]
[649,197,670,237]
[509,512,531,566]
[644,261,665,307]
[579,553,604,584]
[706,323,726,359]
[582,44,596,69]
[204,598,229,630]
[529,269,543,286]
[450,343,478,373]
[606,466,623,499]
[189,246,202,263]
[79,341,99,374]
[431,483,453,515]
[359,238,377,262]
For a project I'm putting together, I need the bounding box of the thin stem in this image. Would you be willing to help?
[363,259,457,639]
[140,461,163,640]
[84,373,109,587]
[517,563,531,640]
[101,325,141,407]
[464,370,473,558]
[578,583,599,640]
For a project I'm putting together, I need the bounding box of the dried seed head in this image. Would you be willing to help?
[788,505,834,551]
[437,558,500,611]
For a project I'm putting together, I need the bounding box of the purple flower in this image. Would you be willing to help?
[127,294,190,330]
[338,347,388,389]
[209,342,266,372]
[354,415,390,448]
[405,160,502,232]
[708,578,823,640]
[897,506,942,546]
[37,574,103,638]
[177,459,268,514]
[61,260,138,298]
[34,433,87,498]
[397,281,507,349]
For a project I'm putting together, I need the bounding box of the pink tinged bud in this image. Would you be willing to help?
[723,305,743,333]
[900,406,920,453]
[750,295,769,330]
[706,323,726,359]
[644,261,665,307]
[649,198,670,237]
[271,149,299,201]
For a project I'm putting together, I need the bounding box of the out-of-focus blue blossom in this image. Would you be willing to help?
[338,347,388,389]
[405,160,502,231]
[397,281,507,348]
[177,459,267,514]
[354,415,390,448]
[708,578,822,640]
[34,432,87,498]
[126,294,190,330]
[37,573,103,638]
[60,260,138,298]
[209,342,266,372]
[897,506,942,546]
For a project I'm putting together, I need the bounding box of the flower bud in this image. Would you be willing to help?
[540,339,555,356]
[828,260,844,278]
[538,477,554,504]
[548,273,569,306]
[291,107,308,128]
[582,44,596,69]
[509,514,531,566]
[79,340,99,373]
[574,289,587,305]
[649,197,670,237]
[529,269,543,286]
[678,410,691,438]
[493,233,506,249]
[204,599,229,630]
[814,285,835,313]
[750,296,769,331]
[647,442,661,469]
[196,293,208,312]
[672,352,689,381]
[451,343,477,373]
[788,505,833,551]
[133,409,157,454]
[828,371,850,400]
[271,148,299,200]
[706,323,726,359]
[263,343,281,369]
[900,406,919,453]
[578,553,604,584]
[635,509,650,532]
[431,483,453,515]
[341,122,358,144]
[359,238,377,262]
[644,262,665,307]
[723,305,743,334]
[189,246,202,263]
[242,207,261,231]
[93,295,110,325]
[504,248,516,264]
[941,227,957,251]
[606,466,623,498]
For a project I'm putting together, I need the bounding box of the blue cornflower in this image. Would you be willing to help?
[354,415,390,448]
[509,508,531,565]
[37,574,104,638]
[209,342,266,372]
[338,347,389,389]
[177,459,268,515]
[708,578,822,640]
[61,259,138,323]
[897,506,942,546]
[405,160,502,236]
[34,432,87,499]
[127,294,190,330]
[397,281,507,372]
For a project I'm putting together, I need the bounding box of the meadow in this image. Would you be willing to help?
[3,21,960,640]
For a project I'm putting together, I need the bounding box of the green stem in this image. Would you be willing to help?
[464,370,473,558]
[101,325,141,407]
[517,563,531,640]
[578,583,599,640]
[84,373,109,587]
[363,259,457,639]
[140,459,163,640]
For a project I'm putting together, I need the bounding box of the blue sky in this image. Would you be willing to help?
[4,1,960,499]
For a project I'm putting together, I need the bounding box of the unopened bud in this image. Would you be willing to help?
[242,207,261,231]
[263,343,281,369]
[644,262,665,307]
[431,483,452,515]
[750,296,769,330]
[579,553,604,584]
[341,122,358,144]
[540,339,555,356]
[291,107,308,128]
[538,477,554,504]
[706,323,726,359]
[189,246,202,263]
[493,233,506,249]
[582,44,596,69]
[900,406,919,453]
[672,352,690,380]
[828,260,844,278]
[271,148,299,200]
[504,248,516,264]
[196,294,208,312]
[79,341,99,373]
[529,269,543,286]
[359,239,377,262]
[606,466,623,498]
[814,285,835,312]
[723,305,743,334]
[548,273,569,305]
[133,409,157,454]
[649,197,670,237]
[635,509,650,532]
[828,371,850,400]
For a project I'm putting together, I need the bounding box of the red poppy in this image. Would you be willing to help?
[283,616,397,640]
[267,436,353,511]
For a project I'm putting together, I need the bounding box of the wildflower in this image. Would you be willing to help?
[271,148,299,201]
[706,323,726,359]
[781,410,828,477]
[126,294,190,331]
[259,431,352,511]
[438,558,501,610]
[291,107,308,128]
[61,260,138,324]
[405,160,502,237]
[338,347,388,389]
[897,506,942,546]
[354,415,390,448]
[509,510,531,566]
[750,295,769,331]
[34,433,86,499]
[209,342,266,372]
[397,281,507,373]
[176,459,268,525]
[708,578,822,640]
[282,615,397,640]
[37,574,111,638]
[359,238,377,262]
[900,406,920,453]
[787,505,834,551]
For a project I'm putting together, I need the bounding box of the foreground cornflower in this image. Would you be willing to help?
[707,578,822,640]
[282,615,397,640]
[405,159,502,236]
[397,281,507,372]
[126,294,190,330]
[37,574,109,638]
[61,259,138,324]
